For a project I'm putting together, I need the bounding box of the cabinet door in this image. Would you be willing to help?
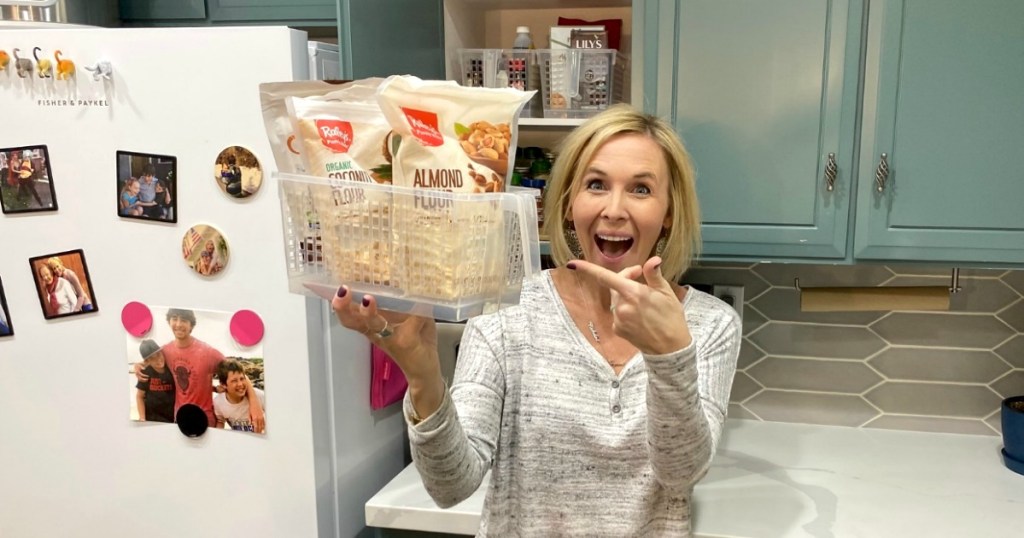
[120,0,206,20]
[207,0,336,23]
[642,0,861,259]
[339,0,445,80]
[855,0,1024,263]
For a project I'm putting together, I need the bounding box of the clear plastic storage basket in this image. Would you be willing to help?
[457,48,542,117]
[535,49,626,119]
[276,173,541,321]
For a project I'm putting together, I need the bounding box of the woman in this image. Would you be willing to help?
[45,257,93,312]
[17,155,44,207]
[38,264,76,316]
[332,105,742,536]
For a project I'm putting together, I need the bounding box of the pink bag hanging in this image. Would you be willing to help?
[370,344,408,410]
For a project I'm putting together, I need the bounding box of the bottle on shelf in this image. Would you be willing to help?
[512,26,534,49]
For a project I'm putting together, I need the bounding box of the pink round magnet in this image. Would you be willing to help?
[230,309,264,347]
[121,301,153,337]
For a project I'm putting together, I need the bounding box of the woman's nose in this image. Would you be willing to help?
[601,190,628,220]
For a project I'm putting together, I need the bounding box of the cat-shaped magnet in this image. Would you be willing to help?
[54,50,75,80]
[33,47,52,78]
[13,48,33,78]
[85,61,112,81]
[0,50,9,73]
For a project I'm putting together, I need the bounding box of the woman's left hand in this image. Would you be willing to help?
[569,256,691,355]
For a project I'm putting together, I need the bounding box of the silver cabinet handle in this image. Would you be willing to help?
[824,153,837,192]
[875,153,889,193]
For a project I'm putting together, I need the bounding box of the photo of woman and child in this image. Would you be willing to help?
[29,250,97,320]
[0,145,58,214]
[116,150,177,222]
[181,225,229,277]
[128,307,266,434]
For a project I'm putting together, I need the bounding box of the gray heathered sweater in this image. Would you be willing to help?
[405,270,742,536]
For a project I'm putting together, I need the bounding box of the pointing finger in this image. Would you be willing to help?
[567,259,641,298]
[642,256,673,293]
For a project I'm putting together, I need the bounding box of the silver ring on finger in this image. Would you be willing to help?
[374,318,393,339]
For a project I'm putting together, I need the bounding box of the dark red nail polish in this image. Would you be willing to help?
[362,297,370,307]
[567,262,577,270]
[337,287,347,298]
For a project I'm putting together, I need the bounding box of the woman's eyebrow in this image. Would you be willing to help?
[584,166,657,181]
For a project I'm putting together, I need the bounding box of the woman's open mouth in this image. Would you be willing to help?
[595,234,634,258]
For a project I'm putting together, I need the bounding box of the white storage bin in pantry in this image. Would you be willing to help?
[536,49,626,119]
[457,48,542,117]
[276,173,541,322]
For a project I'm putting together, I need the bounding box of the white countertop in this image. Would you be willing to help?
[365,419,1024,537]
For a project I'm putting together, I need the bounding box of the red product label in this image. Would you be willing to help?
[315,119,354,153]
[401,107,444,147]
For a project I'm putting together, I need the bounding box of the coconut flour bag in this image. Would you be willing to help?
[259,80,372,174]
[284,88,398,287]
[375,75,534,302]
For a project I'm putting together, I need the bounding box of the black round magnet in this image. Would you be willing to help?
[176,404,209,438]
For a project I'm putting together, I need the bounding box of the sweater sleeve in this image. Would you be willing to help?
[405,316,506,508]
[643,300,741,490]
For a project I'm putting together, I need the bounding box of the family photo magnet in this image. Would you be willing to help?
[117,151,177,223]
[214,146,263,199]
[0,275,13,337]
[128,306,267,436]
[181,224,229,277]
[0,145,58,214]
[28,249,97,320]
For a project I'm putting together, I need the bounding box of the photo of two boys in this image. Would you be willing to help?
[129,307,266,434]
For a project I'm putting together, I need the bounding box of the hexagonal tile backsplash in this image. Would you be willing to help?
[682,263,1024,437]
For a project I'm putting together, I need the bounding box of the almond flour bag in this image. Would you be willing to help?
[376,75,533,192]
[376,75,534,302]
[286,95,397,287]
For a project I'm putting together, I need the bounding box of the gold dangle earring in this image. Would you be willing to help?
[655,233,668,257]
[565,226,584,259]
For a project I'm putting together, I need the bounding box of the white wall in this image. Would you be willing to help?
[0,26,403,538]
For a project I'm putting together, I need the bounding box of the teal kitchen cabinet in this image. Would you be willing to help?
[120,0,207,20]
[120,0,338,25]
[337,0,445,80]
[207,0,336,23]
[118,0,444,79]
[643,0,1024,265]
[853,0,1024,264]
[642,0,864,260]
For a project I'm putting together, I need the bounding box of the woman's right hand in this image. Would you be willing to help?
[331,285,441,387]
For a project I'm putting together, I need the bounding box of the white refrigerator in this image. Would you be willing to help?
[0,26,403,537]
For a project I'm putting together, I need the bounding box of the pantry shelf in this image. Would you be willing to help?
[518,117,587,128]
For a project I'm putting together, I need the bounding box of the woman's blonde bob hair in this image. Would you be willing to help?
[542,104,701,282]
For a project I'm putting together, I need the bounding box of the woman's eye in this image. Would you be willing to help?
[634,184,652,195]
[585,179,605,191]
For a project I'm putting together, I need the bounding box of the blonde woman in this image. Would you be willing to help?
[46,257,93,312]
[37,264,76,316]
[331,104,741,536]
